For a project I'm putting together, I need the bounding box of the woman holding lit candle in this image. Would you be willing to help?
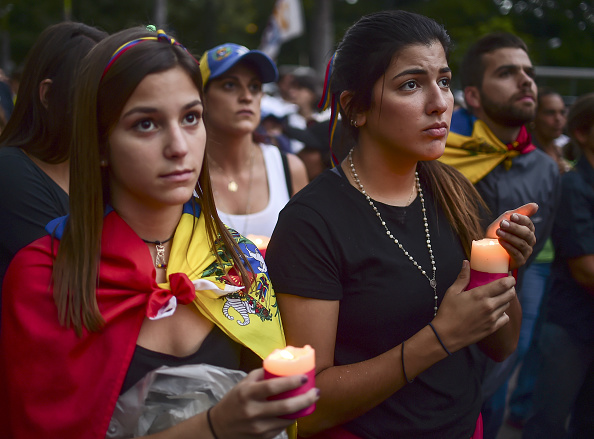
[0,27,318,439]
[266,10,537,439]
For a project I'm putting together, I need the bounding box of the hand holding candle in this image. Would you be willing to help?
[263,345,316,419]
[468,238,510,290]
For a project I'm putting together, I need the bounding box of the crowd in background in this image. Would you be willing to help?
[2,47,581,185]
[0,9,592,439]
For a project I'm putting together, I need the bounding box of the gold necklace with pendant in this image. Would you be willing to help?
[208,146,255,193]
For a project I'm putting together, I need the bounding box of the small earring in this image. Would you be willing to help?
[100,159,108,167]
[351,119,358,128]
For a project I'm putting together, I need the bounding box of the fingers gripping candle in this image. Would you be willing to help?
[468,238,510,290]
[263,345,316,419]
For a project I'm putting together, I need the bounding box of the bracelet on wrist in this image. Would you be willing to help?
[428,322,452,356]
[207,406,220,439]
[401,341,414,384]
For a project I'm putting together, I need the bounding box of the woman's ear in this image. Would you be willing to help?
[340,90,366,128]
[38,79,52,109]
[339,90,353,114]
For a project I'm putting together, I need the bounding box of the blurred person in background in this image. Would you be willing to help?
[531,87,571,172]
[287,67,323,125]
[256,105,294,154]
[9,65,22,102]
[0,69,14,121]
[0,106,5,134]
[505,86,572,430]
[0,21,107,310]
[523,92,594,439]
[261,63,300,137]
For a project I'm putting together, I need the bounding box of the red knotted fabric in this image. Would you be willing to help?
[0,211,197,439]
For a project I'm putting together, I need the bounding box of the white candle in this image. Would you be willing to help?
[470,239,509,274]
[263,345,315,376]
[263,345,317,419]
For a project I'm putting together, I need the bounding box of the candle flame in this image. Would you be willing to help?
[279,350,295,360]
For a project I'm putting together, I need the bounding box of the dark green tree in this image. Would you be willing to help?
[2,0,594,95]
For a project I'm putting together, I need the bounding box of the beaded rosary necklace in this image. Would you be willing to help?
[348,148,438,316]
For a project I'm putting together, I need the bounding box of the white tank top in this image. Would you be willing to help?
[217,144,290,237]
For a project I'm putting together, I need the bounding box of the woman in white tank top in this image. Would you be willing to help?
[200,43,308,239]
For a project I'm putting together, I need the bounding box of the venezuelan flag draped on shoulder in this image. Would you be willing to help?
[0,197,287,439]
[440,107,536,184]
[168,200,285,358]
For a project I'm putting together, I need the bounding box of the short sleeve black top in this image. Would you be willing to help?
[266,166,481,439]
[0,147,69,296]
[546,156,594,343]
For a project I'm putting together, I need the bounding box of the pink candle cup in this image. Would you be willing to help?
[263,345,316,419]
[468,238,510,290]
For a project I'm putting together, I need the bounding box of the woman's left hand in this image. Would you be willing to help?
[486,203,538,271]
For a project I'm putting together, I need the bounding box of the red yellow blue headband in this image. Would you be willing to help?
[101,29,198,80]
[318,52,340,167]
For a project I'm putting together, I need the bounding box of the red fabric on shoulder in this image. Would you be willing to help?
[0,211,166,439]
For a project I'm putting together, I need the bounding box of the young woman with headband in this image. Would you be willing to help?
[0,27,317,439]
[266,10,537,438]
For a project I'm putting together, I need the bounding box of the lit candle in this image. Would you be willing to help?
[263,345,316,419]
[468,238,510,290]
[470,238,509,273]
[247,234,270,258]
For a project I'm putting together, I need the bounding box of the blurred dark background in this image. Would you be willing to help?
[2,0,594,98]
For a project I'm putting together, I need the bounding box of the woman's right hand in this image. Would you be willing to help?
[431,260,517,354]
[208,368,319,439]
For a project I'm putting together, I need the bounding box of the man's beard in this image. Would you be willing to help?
[480,91,535,128]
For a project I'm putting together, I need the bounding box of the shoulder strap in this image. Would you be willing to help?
[280,150,293,196]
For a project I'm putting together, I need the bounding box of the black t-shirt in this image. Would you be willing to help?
[266,167,481,438]
[546,156,594,343]
[0,147,69,299]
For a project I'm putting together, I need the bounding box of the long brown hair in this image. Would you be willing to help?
[53,27,253,335]
[330,10,485,255]
[0,22,107,162]
[419,161,486,256]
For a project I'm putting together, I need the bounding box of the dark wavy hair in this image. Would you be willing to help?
[328,10,485,255]
[0,22,107,162]
[331,10,451,141]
